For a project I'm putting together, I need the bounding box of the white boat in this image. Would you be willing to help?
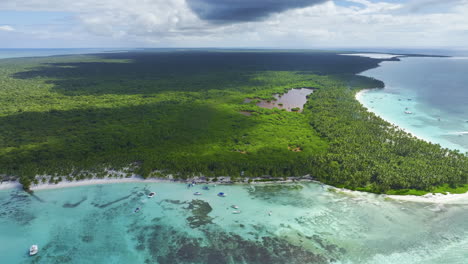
[29,245,38,256]
[231,205,239,209]
[232,210,241,214]
[148,192,156,198]
[194,192,202,196]
[404,111,412,114]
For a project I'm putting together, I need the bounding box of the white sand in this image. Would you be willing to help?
[355,88,371,102]
[0,181,21,190]
[333,187,468,204]
[3,174,468,204]
[387,192,468,204]
[29,176,168,191]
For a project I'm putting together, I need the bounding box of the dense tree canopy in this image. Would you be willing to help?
[0,50,466,194]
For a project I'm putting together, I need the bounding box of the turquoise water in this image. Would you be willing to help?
[359,57,468,154]
[1,182,468,263]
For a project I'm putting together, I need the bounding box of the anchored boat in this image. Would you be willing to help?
[29,245,38,256]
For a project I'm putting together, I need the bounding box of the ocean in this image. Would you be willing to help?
[359,56,468,154]
[1,182,468,263]
[0,48,128,60]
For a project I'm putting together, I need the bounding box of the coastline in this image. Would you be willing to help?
[334,187,468,204]
[355,88,432,143]
[386,192,468,204]
[0,174,314,191]
[3,175,468,204]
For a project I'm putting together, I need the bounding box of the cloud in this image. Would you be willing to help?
[403,0,467,13]
[0,25,14,31]
[186,0,328,23]
[1,0,468,48]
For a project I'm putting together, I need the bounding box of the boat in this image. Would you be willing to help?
[268,211,272,216]
[147,192,156,198]
[217,192,227,197]
[134,207,140,213]
[231,205,239,209]
[232,210,241,214]
[202,186,210,190]
[29,245,38,256]
[404,111,412,114]
[194,192,202,196]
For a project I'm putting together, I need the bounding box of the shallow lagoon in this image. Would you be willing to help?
[359,57,468,153]
[1,182,468,263]
[245,88,314,112]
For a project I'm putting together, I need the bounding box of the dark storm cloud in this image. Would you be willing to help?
[186,0,328,23]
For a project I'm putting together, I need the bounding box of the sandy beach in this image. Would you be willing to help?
[0,181,21,190]
[355,88,432,143]
[386,192,468,204]
[3,174,468,204]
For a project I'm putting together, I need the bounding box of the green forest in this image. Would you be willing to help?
[0,50,467,194]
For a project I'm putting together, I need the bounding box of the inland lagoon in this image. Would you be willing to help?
[244,88,314,112]
[1,182,468,263]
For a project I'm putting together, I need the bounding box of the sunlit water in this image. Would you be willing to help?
[359,57,468,154]
[1,182,468,263]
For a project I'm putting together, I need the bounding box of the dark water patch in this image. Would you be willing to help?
[91,194,133,208]
[312,234,346,255]
[247,184,314,207]
[245,88,314,112]
[0,190,35,225]
[81,235,93,243]
[161,199,187,205]
[159,199,188,210]
[132,220,332,264]
[30,193,46,203]
[185,199,213,228]
[32,233,75,264]
[62,196,87,208]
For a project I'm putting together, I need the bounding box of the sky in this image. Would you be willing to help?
[0,0,467,48]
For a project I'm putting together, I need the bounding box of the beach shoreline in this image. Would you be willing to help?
[3,174,468,204]
[355,88,432,143]
[0,174,315,191]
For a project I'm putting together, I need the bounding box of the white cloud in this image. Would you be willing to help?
[0,25,14,32]
[1,0,468,48]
